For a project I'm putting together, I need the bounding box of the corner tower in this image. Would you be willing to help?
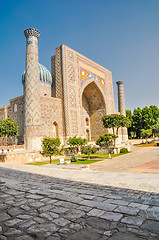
[116,81,128,142]
[24,28,42,150]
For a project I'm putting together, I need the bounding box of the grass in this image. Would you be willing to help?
[76,153,126,159]
[136,143,157,147]
[26,152,128,166]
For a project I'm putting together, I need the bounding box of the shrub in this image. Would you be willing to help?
[91,147,98,154]
[120,148,129,154]
[71,154,78,162]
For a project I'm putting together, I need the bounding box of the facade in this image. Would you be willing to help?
[0,28,127,150]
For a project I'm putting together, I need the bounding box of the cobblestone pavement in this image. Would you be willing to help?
[0,168,159,240]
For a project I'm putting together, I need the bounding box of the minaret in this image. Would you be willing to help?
[24,28,42,150]
[116,81,126,116]
[116,81,128,142]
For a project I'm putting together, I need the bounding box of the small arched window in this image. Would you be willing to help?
[86,129,90,142]
[85,118,89,126]
[14,104,17,113]
[53,122,58,138]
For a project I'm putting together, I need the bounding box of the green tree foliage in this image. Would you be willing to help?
[71,154,78,162]
[130,105,159,138]
[132,107,143,138]
[41,137,61,164]
[140,129,152,141]
[0,118,19,137]
[102,114,131,147]
[102,114,131,136]
[126,110,133,138]
[96,134,117,148]
[67,136,87,154]
[83,145,92,159]
[151,123,159,136]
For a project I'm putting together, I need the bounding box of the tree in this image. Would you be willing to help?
[83,145,93,159]
[0,118,19,145]
[151,123,159,137]
[67,136,87,154]
[140,129,152,142]
[0,118,19,137]
[102,114,131,147]
[96,134,117,152]
[126,110,133,138]
[41,137,61,164]
[132,108,143,138]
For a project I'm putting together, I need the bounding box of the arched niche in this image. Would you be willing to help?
[53,121,59,138]
[82,82,106,141]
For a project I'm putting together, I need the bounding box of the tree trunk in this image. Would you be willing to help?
[50,156,52,164]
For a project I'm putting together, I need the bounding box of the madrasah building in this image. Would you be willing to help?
[0,28,128,151]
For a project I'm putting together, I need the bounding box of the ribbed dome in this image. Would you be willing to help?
[22,63,52,84]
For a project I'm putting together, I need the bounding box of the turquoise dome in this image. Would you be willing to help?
[22,63,52,84]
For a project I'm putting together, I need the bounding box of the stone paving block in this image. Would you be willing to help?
[65,228,102,240]
[144,199,159,207]
[29,201,45,208]
[39,212,53,221]
[39,223,59,232]
[0,212,11,222]
[123,198,144,204]
[128,202,149,210]
[17,214,32,220]
[52,217,71,227]
[111,199,129,206]
[108,232,145,240]
[34,216,46,223]
[77,205,92,212]
[141,220,159,232]
[64,209,85,220]
[4,218,22,226]
[53,207,69,214]
[4,228,22,236]
[8,207,24,216]
[0,235,7,240]
[100,212,123,221]
[18,220,36,229]
[87,209,105,217]
[15,235,35,240]
[146,206,159,221]
[20,204,31,211]
[25,194,44,200]
[114,206,140,215]
[121,216,144,226]
[0,204,7,210]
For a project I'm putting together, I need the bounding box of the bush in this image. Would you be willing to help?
[91,147,98,154]
[120,148,129,153]
[71,154,78,162]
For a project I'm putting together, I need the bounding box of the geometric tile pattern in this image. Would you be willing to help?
[67,50,74,62]
[71,110,78,134]
[68,64,75,84]
[24,35,41,137]
[69,86,76,108]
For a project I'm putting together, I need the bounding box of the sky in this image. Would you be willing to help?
[0,0,159,112]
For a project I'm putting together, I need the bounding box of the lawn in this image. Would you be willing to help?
[26,152,127,166]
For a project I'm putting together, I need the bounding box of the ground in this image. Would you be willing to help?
[0,146,159,239]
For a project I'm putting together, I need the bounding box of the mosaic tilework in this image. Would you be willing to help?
[55,47,63,99]
[70,111,78,135]
[62,45,69,137]
[68,64,75,83]
[69,86,76,108]
[80,67,105,89]
[67,50,74,62]
[51,55,56,97]
[24,34,41,138]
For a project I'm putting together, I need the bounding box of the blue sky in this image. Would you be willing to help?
[0,0,159,111]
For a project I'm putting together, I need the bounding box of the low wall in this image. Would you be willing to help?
[0,151,44,164]
[128,139,153,145]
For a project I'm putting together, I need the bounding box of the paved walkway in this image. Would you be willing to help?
[90,146,159,173]
[0,146,159,239]
[0,168,159,240]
